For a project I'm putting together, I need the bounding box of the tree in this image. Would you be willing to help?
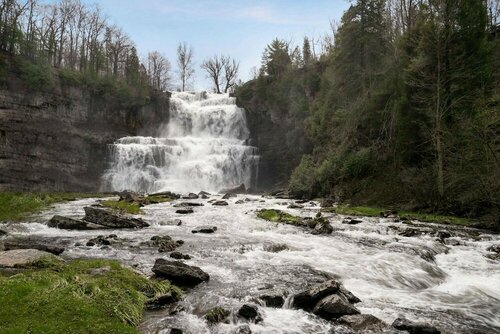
[222,56,239,93]
[201,55,224,93]
[261,38,291,76]
[147,51,171,91]
[176,42,194,91]
[303,37,312,66]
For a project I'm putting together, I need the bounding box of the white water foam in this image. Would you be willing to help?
[101,92,259,193]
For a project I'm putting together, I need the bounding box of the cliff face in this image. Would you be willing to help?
[237,85,310,191]
[0,88,169,192]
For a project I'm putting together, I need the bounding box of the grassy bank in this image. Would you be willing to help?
[0,259,180,334]
[325,205,471,226]
[0,192,109,222]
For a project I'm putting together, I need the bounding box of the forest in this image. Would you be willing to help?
[237,0,500,220]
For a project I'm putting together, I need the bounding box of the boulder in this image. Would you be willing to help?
[292,280,341,310]
[213,200,229,206]
[86,236,112,247]
[235,200,245,204]
[183,193,199,199]
[220,183,246,195]
[312,220,333,235]
[0,229,8,236]
[149,191,181,199]
[258,292,285,308]
[119,191,144,203]
[173,202,204,207]
[288,204,304,209]
[150,236,180,252]
[487,244,500,253]
[199,191,211,196]
[176,208,194,214]
[145,291,180,311]
[170,251,191,260]
[0,249,59,268]
[3,240,64,255]
[238,304,260,320]
[169,329,183,334]
[392,317,441,334]
[342,218,363,225]
[192,226,217,234]
[312,294,360,320]
[234,325,252,334]
[436,230,451,240]
[83,207,149,228]
[48,215,105,230]
[339,314,389,332]
[339,286,361,304]
[263,243,288,253]
[152,259,209,286]
[222,193,236,199]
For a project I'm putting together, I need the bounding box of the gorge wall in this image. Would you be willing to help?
[0,87,169,192]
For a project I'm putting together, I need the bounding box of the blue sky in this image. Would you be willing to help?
[82,0,350,90]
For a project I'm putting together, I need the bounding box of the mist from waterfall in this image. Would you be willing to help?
[101,92,259,193]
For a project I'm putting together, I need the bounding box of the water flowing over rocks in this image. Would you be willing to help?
[101,92,259,194]
[5,194,498,334]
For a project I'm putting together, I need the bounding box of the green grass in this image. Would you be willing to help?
[257,209,301,224]
[204,307,230,323]
[0,259,180,334]
[101,200,142,214]
[0,192,109,222]
[323,205,471,226]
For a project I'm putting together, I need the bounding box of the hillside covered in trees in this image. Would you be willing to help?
[237,0,500,220]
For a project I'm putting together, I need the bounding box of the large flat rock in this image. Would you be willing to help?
[0,249,57,268]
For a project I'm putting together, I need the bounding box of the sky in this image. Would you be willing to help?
[80,0,350,90]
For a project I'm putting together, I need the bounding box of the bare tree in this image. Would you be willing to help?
[147,51,172,91]
[201,55,224,93]
[176,42,194,91]
[222,56,239,93]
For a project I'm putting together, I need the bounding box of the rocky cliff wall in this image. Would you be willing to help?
[0,87,169,191]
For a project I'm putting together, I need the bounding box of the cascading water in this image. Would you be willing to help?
[101,91,259,193]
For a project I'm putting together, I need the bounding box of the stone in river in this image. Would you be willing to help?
[212,200,229,206]
[176,208,194,214]
[152,258,209,287]
[3,240,64,255]
[339,314,389,332]
[83,207,149,228]
[312,294,360,320]
[48,215,106,230]
[392,316,441,334]
[192,226,217,234]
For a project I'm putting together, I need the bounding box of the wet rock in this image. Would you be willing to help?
[234,325,252,334]
[487,244,500,253]
[288,203,304,209]
[436,230,451,240]
[145,291,180,311]
[149,191,181,199]
[3,240,64,255]
[339,314,388,332]
[204,307,230,323]
[238,304,260,320]
[169,329,183,334]
[320,198,335,208]
[342,218,363,225]
[213,200,229,206]
[83,207,149,228]
[0,249,60,268]
[199,191,211,196]
[192,226,217,234]
[339,286,361,304]
[399,227,422,237]
[312,220,333,235]
[176,208,194,214]
[183,193,199,199]
[263,243,288,253]
[312,294,360,320]
[201,194,209,199]
[173,202,204,207]
[222,193,236,199]
[258,292,285,308]
[445,239,461,246]
[159,219,183,226]
[48,215,105,230]
[295,199,309,204]
[315,212,322,218]
[380,210,398,218]
[151,235,179,252]
[392,316,441,334]
[86,235,112,247]
[119,191,144,203]
[170,251,191,260]
[292,279,341,310]
[221,183,246,195]
[235,200,245,204]
[0,229,7,236]
[152,259,209,286]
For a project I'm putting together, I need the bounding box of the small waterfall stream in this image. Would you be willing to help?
[101,92,259,193]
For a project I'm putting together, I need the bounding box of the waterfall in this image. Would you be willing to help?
[101,91,259,193]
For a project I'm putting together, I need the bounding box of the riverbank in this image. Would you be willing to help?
[0,192,111,221]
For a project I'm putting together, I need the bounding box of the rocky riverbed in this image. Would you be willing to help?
[0,193,499,334]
